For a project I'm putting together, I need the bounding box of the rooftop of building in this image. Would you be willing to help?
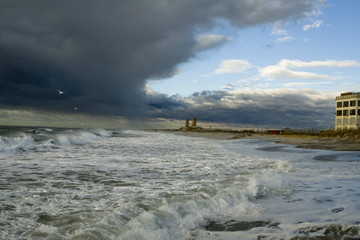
[336,92,360,99]
[340,92,360,96]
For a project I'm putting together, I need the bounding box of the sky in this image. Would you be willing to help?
[0,0,359,129]
[149,2,360,96]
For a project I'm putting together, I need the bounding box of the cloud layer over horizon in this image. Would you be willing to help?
[147,88,335,129]
[0,0,325,121]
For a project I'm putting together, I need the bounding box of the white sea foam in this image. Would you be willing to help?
[274,159,293,172]
[123,185,260,240]
[0,134,36,155]
[93,128,113,137]
[41,128,54,132]
[0,128,113,156]
[54,131,101,145]
[1,130,360,240]
[246,171,289,199]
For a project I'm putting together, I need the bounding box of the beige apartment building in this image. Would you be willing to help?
[335,92,360,130]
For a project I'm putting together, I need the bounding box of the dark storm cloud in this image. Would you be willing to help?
[147,89,334,129]
[0,0,324,117]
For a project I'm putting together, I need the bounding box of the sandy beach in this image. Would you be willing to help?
[165,131,360,151]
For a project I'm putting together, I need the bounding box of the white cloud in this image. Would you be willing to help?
[303,20,324,31]
[259,59,360,80]
[272,25,288,36]
[271,22,294,43]
[221,83,236,90]
[200,73,212,78]
[272,22,294,43]
[283,81,331,87]
[279,59,360,68]
[276,36,294,42]
[194,34,232,52]
[259,66,338,80]
[215,59,251,74]
[271,20,295,36]
[229,88,333,101]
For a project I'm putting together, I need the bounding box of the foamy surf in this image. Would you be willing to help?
[0,129,359,239]
[0,126,114,156]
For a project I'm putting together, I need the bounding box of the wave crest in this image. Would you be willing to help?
[0,134,36,155]
[0,128,114,156]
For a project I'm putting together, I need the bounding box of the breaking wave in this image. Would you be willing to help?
[0,127,114,156]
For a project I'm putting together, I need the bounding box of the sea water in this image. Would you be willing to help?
[0,126,359,240]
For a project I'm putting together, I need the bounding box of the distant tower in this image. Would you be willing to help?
[185,119,189,128]
[191,118,196,127]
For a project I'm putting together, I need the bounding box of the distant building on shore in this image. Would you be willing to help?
[266,129,283,135]
[335,92,360,130]
[179,118,203,132]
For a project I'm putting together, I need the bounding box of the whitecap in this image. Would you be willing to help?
[0,134,36,156]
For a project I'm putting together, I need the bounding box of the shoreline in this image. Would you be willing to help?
[156,130,360,151]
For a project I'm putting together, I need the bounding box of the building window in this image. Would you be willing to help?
[343,101,349,107]
[358,109,360,115]
[350,100,356,106]
[337,102,342,108]
[358,100,360,106]
[336,110,342,116]
[343,110,348,116]
[350,109,356,115]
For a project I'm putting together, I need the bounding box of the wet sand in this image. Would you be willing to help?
[167,131,360,151]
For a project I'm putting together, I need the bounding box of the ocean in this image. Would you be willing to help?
[0,126,359,240]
